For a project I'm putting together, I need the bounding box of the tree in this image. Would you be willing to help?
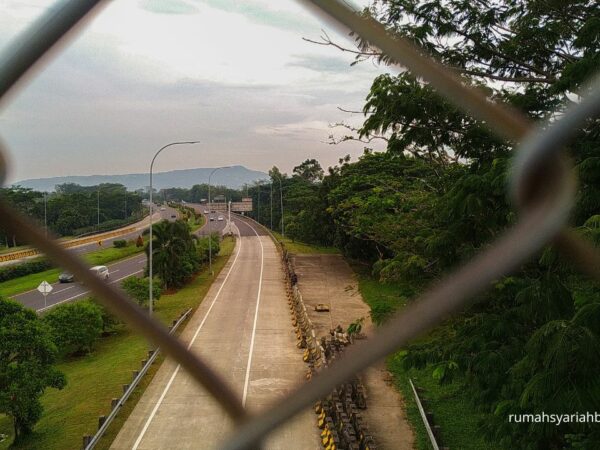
[42,301,103,356]
[146,220,201,289]
[293,159,324,182]
[122,276,162,308]
[0,297,66,441]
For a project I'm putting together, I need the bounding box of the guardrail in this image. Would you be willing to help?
[81,308,193,450]
[409,379,446,450]
[0,226,139,263]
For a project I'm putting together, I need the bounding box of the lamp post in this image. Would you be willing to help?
[43,192,48,237]
[270,182,273,230]
[208,166,231,275]
[277,177,284,238]
[149,141,199,318]
[97,187,100,231]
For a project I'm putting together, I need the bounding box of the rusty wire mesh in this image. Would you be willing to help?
[0,0,599,449]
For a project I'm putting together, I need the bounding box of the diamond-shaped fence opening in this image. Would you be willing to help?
[0,1,599,449]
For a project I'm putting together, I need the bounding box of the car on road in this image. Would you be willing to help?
[59,272,75,283]
[209,216,215,221]
[160,207,166,211]
[90,265,109,280]
[218,216,224,221]
[170,214,177,218]
[203,209,209,214]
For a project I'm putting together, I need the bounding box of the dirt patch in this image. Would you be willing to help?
[293,254,415,450]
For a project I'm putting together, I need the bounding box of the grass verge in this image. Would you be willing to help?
[0,236,235,450]
[270,231,339,254]
[0,243,146,298]
[357,274,493,450]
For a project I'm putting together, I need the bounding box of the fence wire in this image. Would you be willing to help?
[0,1,599,449]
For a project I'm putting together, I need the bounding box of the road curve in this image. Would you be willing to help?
[110,215,320,450]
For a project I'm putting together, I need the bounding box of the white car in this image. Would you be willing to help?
[218,216,224,221]
[203,210,209,214]
[160,207,166,211]
[90,265,109,280]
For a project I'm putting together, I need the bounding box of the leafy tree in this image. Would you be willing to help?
[122,276,162,308]
[42,301,103,356]
[0,297,66,441]
[293,159,324,182]
[146,220,201,289]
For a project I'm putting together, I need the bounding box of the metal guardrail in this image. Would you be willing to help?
[409,379,441,450]
[0,225,138,262]
[0,1,599,449]
[82,308,193,450]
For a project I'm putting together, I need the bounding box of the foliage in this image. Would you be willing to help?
[347,317,365,337]
[146,220,202,289]
[121,276,162,308]
[42,301,103,356]
[0,259,53,283]
[0,183,143,246]
[136,235,144,247]
[112,239,127,248]
[0,297,66,441]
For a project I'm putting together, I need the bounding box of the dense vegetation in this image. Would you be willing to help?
[0,298,66,441]
[246,1,600,447]
[0,183,144,247]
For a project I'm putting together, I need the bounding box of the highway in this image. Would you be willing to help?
[9,205,181,312]
[110,215,320,449]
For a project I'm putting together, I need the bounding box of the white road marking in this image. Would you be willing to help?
[11,254,146,299]
[132,223,243,450]
[36,269,144,313]
[241,220,265,407]
[52,285,75,294]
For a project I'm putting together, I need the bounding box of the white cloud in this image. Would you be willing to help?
[0,0,389,183]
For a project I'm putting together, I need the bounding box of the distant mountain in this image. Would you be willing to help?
[14,166,269,192]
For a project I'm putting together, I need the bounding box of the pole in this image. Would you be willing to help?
[44,192,47,238]
[257,183,260,224]
[97,188,100,231]
[208,166,231,275]
[278,177,284,238]
[149,141,200,319]
[270,182,273,230]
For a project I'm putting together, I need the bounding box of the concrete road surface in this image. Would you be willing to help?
[110,216,320,450]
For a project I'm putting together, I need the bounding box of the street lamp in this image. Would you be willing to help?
[277,177,284,238]
[148,141,200,318]
[208,166,231,275]
[43,192,48,238]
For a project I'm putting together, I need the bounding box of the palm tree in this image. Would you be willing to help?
[146,220,198,289]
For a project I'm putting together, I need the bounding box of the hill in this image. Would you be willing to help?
[14,166,269,192]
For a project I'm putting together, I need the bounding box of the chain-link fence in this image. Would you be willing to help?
[0,1,599,449]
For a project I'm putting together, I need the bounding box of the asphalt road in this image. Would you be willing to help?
[110,215,319,450]
[12,253,147,312]
[10,211,246,313]
[0,204,180,266]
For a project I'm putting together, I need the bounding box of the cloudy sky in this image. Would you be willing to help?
[0,0,389,184]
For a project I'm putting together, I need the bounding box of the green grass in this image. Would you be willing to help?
[270,231,339,254]
[0,243,146,298]
[188,214,205,233]
[0,236,236,450]
[357,274,493,450]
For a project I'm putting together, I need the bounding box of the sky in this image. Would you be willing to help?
[0,0,389,184]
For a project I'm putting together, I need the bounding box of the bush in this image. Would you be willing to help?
[0,259,53,283]
[113,239,127,248]
[196,235,220,263]
[43,301,103,356]
[122,276,162,308]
